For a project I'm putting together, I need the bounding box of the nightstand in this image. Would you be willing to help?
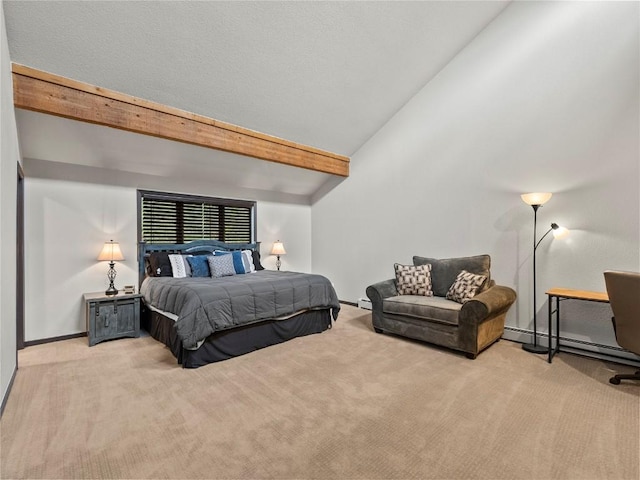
[84,291,142,346]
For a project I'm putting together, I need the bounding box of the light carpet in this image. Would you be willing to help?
[1,305,638,479]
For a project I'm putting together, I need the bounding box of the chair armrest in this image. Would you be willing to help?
[366,279,398,312]
[459,285,517,325]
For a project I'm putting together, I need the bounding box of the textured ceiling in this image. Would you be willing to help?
[4,0,509,156]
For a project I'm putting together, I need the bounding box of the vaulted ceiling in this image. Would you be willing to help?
[4,0,511,199]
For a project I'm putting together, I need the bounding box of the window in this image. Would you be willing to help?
[138,190,256,244]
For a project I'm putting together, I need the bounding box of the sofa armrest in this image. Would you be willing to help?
[366,279,398,312]
[459,285,517,325]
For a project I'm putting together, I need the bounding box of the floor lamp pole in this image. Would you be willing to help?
[522,204,547,354]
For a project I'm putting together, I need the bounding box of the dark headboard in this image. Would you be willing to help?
[138,239,260,287]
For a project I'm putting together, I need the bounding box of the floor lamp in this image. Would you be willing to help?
[521,193,569,354]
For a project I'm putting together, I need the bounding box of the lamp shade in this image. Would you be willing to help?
[97,240,124,262]
[270,241,286,256]
[521,192,553,206]
[552,224,570,239]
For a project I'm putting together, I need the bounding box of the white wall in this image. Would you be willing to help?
[257,201,312,274]
[0,2,19,408]
[25,180,138,340]
[24,168,312,341]
[312,2,639,351]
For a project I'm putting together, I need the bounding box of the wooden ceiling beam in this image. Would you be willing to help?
[11,64,349,177]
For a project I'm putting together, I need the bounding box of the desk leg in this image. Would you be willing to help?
[548,295,553,363]
[555,297,560,359]
[548,296,560,364]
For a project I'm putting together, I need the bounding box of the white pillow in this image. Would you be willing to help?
[169,254,191,278]
[242,250,256,273]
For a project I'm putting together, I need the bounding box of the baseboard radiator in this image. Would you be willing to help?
[357,298,372,310]
[503,326,640,367]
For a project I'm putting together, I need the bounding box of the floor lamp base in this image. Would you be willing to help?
[522,343,547,354]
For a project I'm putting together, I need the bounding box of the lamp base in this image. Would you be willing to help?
[522,343,547,354]
[105,261,118,295]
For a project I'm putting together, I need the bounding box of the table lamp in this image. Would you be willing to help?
[97,240,125,295]
[271,241,286,271]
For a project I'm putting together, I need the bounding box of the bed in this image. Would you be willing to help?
[138,240,340,368]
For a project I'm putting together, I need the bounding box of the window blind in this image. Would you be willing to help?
[139,191,255,244]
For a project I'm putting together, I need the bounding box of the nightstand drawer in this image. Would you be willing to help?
[84,292,142,346]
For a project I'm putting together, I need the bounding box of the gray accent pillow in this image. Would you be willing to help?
[207,254,236,278]
[413,254,491,297]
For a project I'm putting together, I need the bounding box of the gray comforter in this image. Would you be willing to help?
[141,270,340,349]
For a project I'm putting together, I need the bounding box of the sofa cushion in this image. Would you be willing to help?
[446,270,487,304]
[413,254,491,297]
[383,295,461,326]
[394,263,433,296]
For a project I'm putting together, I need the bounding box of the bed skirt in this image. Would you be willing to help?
[142,306,333,368]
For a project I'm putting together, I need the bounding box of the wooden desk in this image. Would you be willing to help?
[546,288,609,363]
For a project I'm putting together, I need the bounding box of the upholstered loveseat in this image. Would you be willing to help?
[366,255,516,359]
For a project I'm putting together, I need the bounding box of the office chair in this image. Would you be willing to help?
[604,270,640,385]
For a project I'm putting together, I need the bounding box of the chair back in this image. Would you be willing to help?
[604,270,640,355]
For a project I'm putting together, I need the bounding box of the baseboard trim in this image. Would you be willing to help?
[503,326,640,367]
[24,332,87,347]
[1,366,18,418]
[339,300,358,307]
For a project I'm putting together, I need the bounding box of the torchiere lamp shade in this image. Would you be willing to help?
[521,192,553,206]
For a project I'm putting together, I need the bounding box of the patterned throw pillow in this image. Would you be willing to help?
[169,254,192,278]
[208,254,237,278]
[394,263,433,296]
[214,250,251,274]
[186,255,210,278]
[446,270,487,304]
